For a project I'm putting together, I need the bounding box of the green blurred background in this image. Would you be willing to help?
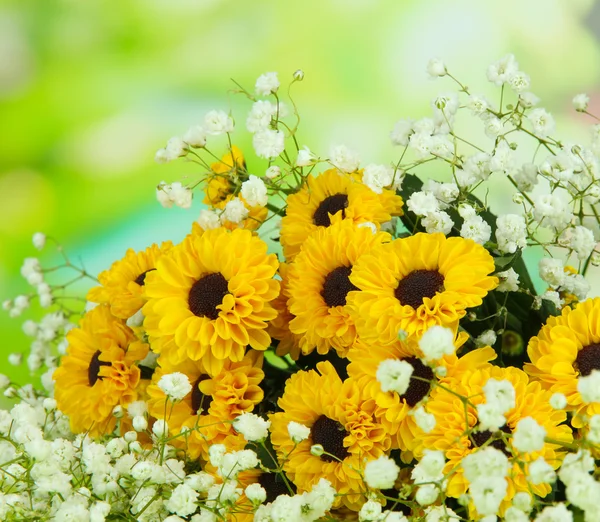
[2,0,600,387]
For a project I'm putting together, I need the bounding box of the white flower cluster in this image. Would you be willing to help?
[476,378,515,431]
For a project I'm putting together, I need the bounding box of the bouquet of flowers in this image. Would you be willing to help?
[2,55,600,522]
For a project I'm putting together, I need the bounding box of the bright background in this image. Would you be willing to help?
[2,0,600,387]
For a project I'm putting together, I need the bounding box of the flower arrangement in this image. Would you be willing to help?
[2,55,600,522]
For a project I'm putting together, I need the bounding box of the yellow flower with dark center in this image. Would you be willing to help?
[87,242,173,320]
[146,351,264,461]
[53,304,149,438]
[142,226,279,375]
[204,146,245,207]
[268,263,306,361]
[525,297,600,428]
[347,233,498,342]
[280,169,403,261]
[415,365,573,515]
[347,329,496,455]
[286,220,391,357]
[270,361,391,511]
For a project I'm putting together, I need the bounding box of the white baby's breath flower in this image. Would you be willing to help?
[426,57,447,78]
[197,209,221,231]
[221,197,249,224]
[376,359,413,395]
[265,165,281,179]
[528,108,555,137]
[462,447,509,483]
[469,476,507,516]
[233,412,270,442]
[418,325,455,361]
[287,421,310,443]
[561,226,596,260]
[364,455,400,489]
[512,417,546,453]
[573,93,589,112]
[245,483,267,505]
[253,129,285,159]
[152,419,169,439]
[241,175,268,207]
[422,211,453,235]
[476,402,507,431]
[158,372,192,401]
[132,416,147,432]
[329,144,360,173]
[538,258,565,287]
[528,457,557,485]
[407,191,439,216]
[204,110,234,135]
[487,54,519,86]
[246,100,278,133]
[359,499,383,521]
[390,119,414,146]
[412,406,436,433]
[577,370,600,403]
[255,72,279,96]
[496,214,527,254]
[483,378,516,413]
[549,393,567,410]
[296,146,316,167]
[166,484,199,517]
[183,126,207,148]
[362,164,400,194]
[508,71,530,93]
[460,215,492,245]
[32,233,46,250]
[496,268,519,292]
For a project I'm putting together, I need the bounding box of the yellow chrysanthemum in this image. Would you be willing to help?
[268,263,305,361]
[280,168,403,261]
[287,220,390,357]
[525,297,600,428]
[270,361,391,511]
[204,146,245,207]
[347,233,498,342]
[143,226,279,375]
[415,365,573,515]
[87,242,174,320]
[147,351,264,461]
[347,329,496,454]
[53,304,149,437]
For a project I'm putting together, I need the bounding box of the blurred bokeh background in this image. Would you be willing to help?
[2,0,600,386]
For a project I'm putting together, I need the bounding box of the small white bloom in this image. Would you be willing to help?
[203,110,234,135]
[528,108,555,137]
[296,146,316,167]
[577,369,600,403]
[534,194,572,230]
[496,214,528,254]
[483,378,516,413]
[512,492,532,512]
[364,455,400,489]
[152,419,169,438]
[469,476,507,516]
[407,191,439,216]
[8,353,22,366]
[0,374,10,390]
[168,182,193,209]
[513,163,539,192]
[468,94,490,116]
[476,402,507,431]
[513,417,546,453]
[489,141,516,174]
[538,258,565,287]
[158,372,192,401]
[541,290,563,310]
[197,209,221,231]
[586,415,600,444]
[519,92,540,108]
[508,71,530,93]
[376,359,413,395]
[221,197,249,224]
[462,447,509,483]
[132,416,148,432]
[246,100,278,133]
[287,421,310,443]
[241,175,268,207]
[253,129,285,159]
[561,225,596,260]
[293,69,304,81]
[549,392,567,410]
[534,504,573,522]
[233,412,270,442]
[422,211,453,235]
[412,406,436,433]
[255,72,280,96]
[362,164,400,194]
[487,54,519,86]
[496,268,519,292]
[183,125,207,148]
[426,57,447,78]
[419,325,455,361]
[476,330,497,347]
[460,215,492,245]
[265,165,281,179]
[416,484,439,506]
[166,484,199,517]
[329,144,360,173]
[573,93,589,112]
[245,483,267,505]
[390,119,414,146]
[528,457,556,485]
[32,232,46,250]
[359,499,383,521]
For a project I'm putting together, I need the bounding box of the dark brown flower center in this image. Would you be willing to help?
[399,357,434,407]
[191,375,212,414]
[575,344,600,377]
[311,415,349,462]
[321,266,358,308]
[134,268,156,286]
[188,273,229,320]
[471,424,512,456]
[258,472,296,504]
[88,350,111,387]
[394,269,445,309]
[313,194,349,227]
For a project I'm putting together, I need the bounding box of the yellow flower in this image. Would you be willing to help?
[525,297,600,428]
[147,351,264,461]
[347,329,496,455]
[416,365,573,515]
[280,169,403,261]
[53,304,149,437]
[204,146,245,207]
[348,233,498,342]
[287,220,390,357]
[270,361,391,511]
[143,226,279,375]
[268,263,305,361]
[87,242,173,320]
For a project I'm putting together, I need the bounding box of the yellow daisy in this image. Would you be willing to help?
[53,304,149,438]
[270,361,391,511]
[204,146,245,207]
[415,365,573,514]
[87,242,173,320]
[146,351,264,461]
[347,329,496,454]
[347,233,498,342]
[142,226,279,375]
[286,220,390,357]
[280,168,403,261]
[525,297,600,428]
[268,263,305,361]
